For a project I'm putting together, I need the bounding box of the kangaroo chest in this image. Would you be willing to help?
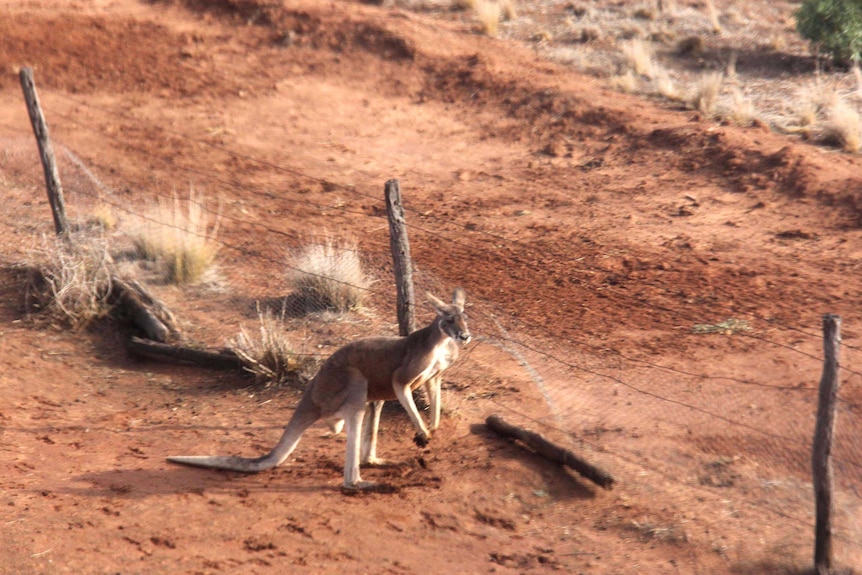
[408,340,457,390]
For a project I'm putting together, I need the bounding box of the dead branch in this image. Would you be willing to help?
[126,336,244,370]
[486,414,615,490]
[109,277,178,342]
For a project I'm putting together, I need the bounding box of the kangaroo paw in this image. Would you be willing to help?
[413,432,430,448]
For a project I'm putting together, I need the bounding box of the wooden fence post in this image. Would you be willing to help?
[19,67,69,236]
[812,314,841,575]
[385,179,415,336]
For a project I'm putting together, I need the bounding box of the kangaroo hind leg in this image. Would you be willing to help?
[360,400,386,466]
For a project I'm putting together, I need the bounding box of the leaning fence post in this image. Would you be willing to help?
[385,179,415,336]
[812,314,841,575]
[19,67,69,236]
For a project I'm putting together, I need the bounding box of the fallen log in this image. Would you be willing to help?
[110,277,178,343]
[126,336,244,370]
[486,414,615,490]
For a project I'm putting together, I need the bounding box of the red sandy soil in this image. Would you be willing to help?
[1,1,861,574]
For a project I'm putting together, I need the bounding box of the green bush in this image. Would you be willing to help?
[797,0,862,64]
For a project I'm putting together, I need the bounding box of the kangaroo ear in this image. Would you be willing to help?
[426,292,447,313]
[451,287,466,311]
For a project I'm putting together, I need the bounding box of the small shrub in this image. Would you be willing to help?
[475,0,502,36]
[653,70,681,101]
[822,93,862,151]
[725,89,758,126]
[230,305,316,386]
[797,0,862,64]
[794,81,831,127]
[129,188,220,284]
[287,237,372,313]
[621,38,658,78]
[690,71,724,117]
[705,0,722,34]
[499,0,516,21]
[610,70,639,93]
[88,204,118,231]
[28,232,114,328]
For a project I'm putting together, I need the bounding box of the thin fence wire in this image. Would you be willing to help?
[1,102,860,570]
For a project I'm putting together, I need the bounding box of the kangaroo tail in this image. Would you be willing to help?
[168,391,320,473]
[167,454,279,472]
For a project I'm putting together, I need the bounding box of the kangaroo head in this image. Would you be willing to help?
[427,288,471,345]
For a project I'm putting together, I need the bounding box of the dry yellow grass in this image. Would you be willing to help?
[475,0,502,36]
[28,231,114,328]
[499,0,516,21]
[621,38,657,78]
[690,71,723,117]
[610,70,639,93]
[653,70,681,101]
[725,88,758,126]
[287,236,372,313]
[822,93,862,152]
[128,188,221,285]
[704,0,722,34]
[88,203,118,231]
[230,304,317,387]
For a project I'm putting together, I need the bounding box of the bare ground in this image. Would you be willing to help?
[1,1,861,574]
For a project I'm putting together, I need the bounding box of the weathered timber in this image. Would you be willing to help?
[126,336,245,370]
[486,414,615,490]
[19,67,69,236]
[385,179,415,337]
[812,314,841,575]
[109,278,178,343]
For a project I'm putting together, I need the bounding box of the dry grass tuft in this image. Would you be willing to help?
[88,204,118,231]
[129,188,220,285]
[287,236,372,314]
[499,0,516,21]
[27,231,115,328]
[822,93,862,152]
[653,69,681,101]
[230,304,317,387]
[610,70,639,93]
[725,88,758,126]
[704,0,722,34]
[690,71,724,117]
[475,0,502,36]
[621,38,657,78]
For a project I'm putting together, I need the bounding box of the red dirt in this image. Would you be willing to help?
[1,1,861,574]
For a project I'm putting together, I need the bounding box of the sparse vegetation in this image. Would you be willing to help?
[610,70,638,93]
[128,188,220,284]
[725,88,758,126]
[287,236,372,313]
[822,92,862,151]
[475,0,502,36]
[653,69,681,101]
[499,0,516,22]
[27,231,114,328]
[88,203,118,231]
[704,0,722,34]
[621,38,657,78]
[692,318,752,335]
[797,0,862,65]
[690,71,724,117]
[230,304,317,386]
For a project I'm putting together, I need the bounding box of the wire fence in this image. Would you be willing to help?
[1,93,860,572]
